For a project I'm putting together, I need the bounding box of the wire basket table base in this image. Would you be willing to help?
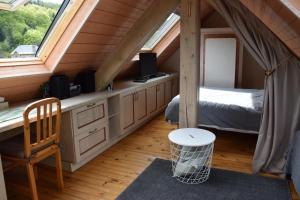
[170,142,214,184]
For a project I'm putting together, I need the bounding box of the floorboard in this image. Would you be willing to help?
[4,114,300,200]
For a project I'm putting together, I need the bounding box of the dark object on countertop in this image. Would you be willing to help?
[139,52,157,77]
[133,76,148,83]
[69,83,81,97]
[134,72,168,83]
[75,70,96,93]
[49,74,70,100]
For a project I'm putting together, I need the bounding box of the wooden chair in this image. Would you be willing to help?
[0,98,64,200]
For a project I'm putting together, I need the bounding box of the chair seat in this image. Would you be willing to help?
[0,134,53,159]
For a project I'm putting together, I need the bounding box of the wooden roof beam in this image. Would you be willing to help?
[95,0,180,90]
[179,0,201,128]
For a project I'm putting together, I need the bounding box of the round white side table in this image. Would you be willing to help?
[168,128,216,184]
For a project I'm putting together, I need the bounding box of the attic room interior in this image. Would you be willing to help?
[0,0,300,199]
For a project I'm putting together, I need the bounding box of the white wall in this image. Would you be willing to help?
[204,38,237,88]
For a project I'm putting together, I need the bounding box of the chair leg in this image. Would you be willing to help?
[55,148,64,191]
[26,162,38,200]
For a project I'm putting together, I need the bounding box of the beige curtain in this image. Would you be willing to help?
[207,0,300,173]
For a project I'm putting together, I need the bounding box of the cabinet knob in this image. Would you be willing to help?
[87,103,96,108]
[89,128,98,134]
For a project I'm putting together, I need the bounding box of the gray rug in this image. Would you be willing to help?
[117,159,291,200]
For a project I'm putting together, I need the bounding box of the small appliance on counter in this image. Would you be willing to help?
[49,74,70,100]
[75,69,96,93]
[134,52,167,83]
[69,83,81,97]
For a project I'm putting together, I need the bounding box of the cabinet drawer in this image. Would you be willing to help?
[75,123,109,162]
[72,100,107,131]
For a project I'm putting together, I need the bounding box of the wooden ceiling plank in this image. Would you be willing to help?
[67,44,116,54]
[88,9,136,28]
[285,37,300,49]
[115,0,153,11]
[60,53,102,64]
[45,0,99,72]
[96,0,145,19]
[74,33,122,45]
[80,21,129,37]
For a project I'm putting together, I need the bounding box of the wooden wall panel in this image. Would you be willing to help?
[0,0,154,103]
[0,75,50,104]
[157,35,180,66]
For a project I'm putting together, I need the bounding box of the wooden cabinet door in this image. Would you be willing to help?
[172,77,179,98]
[147,86,157,115]
[121,93,135,131]
[156,83,165,109]
[164,80,172,105]
[134,89,147,123]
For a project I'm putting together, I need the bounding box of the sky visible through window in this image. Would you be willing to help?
[142,13,180,50]
[0,0,65,59]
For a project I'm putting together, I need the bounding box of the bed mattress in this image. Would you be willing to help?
[165,87,264,134]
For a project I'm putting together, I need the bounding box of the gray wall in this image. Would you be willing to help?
[242,49,265,89]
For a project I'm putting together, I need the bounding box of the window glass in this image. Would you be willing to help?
[142,13,180,50]
[0,0,66,59]
[0,0,15,3]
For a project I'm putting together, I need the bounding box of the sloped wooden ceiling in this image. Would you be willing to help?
[116,0,214,79]
[156,0,214,65]
[2,0,300,103]
[158,0,300,69]
[0,0,154,103]
[55,0,154,78]
[240,0,300,58]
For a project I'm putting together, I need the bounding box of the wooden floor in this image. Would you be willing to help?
[4,114,300,200]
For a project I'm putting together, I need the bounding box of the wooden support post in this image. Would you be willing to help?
[95,0,180,90]
[179,0,201,128]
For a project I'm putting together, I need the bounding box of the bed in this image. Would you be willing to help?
[165,87,264,134]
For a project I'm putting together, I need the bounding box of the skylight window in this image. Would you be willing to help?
[0,0,69,59]
[280,0,300,18]
[0,0,28,11]
[142,13,180,50]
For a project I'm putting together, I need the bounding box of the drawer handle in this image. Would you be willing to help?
[87,103,96,108]
[89,128,98,134]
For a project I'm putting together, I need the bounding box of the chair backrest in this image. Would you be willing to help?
[23,98,61,158]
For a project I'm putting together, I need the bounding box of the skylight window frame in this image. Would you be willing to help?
[0,0,29,11]
[280,0,300,18]
[0,0,95,81]
[36,0,71,57]
[0,0,74,64]
[142,13,180,51]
